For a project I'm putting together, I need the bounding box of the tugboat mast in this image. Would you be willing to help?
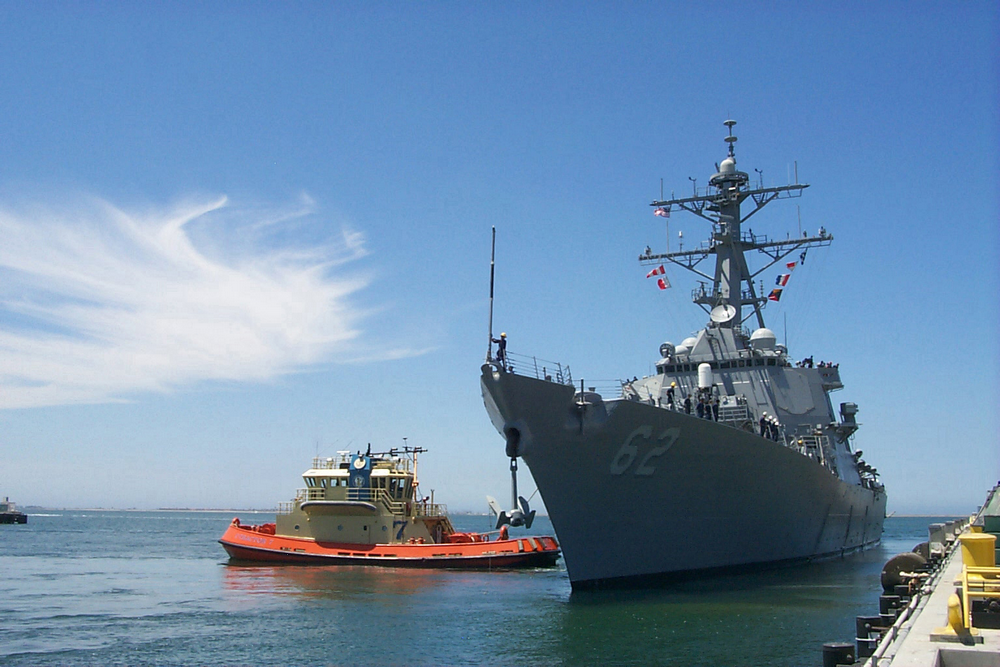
[641,120,831,331]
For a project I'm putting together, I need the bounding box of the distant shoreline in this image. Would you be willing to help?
[23,507,499,516]
[20,507,963,519]
[24,507,276,513]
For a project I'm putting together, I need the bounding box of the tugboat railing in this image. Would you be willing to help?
[287,486,447,517]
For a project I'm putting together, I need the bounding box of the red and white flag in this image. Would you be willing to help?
[654,207,671,218]
[657,277,670,290]
[646,264,665,278]
[786,261,796,270]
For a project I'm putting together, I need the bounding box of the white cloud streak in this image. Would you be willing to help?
[0,194,371,409]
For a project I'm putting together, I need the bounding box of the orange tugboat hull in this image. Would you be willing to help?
[219,521,560,569]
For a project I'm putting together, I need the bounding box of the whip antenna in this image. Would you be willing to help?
[487,227,496,361]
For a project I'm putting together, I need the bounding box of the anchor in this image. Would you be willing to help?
[487,454,535,530]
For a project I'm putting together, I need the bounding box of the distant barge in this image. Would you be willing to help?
[0,497,27,524]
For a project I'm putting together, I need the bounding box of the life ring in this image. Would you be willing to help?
[499,525,509,541]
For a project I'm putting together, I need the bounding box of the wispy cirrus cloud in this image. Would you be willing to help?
[0,194,374,409]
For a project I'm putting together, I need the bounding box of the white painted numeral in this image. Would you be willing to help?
[609,426,651,475]
[610,426,680,476]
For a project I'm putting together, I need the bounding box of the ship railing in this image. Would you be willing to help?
[718,400,762,435]
[284,487,422,512]
[653,394,757,430]
[286,488,327,503]
[346,488,446,517]
[414,502,447,517]
[311,453,352,470]
[309,454,414,474]
[718,403,752,425]
[691,283,759,306]
[502,351,573,386]
[580,380,630,398]
[789,434,838,473]
[360,488,410,515]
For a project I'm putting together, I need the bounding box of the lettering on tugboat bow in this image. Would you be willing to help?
[235,533,272,545]
[609,426,681,476]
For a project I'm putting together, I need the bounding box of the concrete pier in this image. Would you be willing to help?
[861,485,1000,666]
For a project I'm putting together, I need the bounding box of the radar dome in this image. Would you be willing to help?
[749,328,777,350]
[698,363,713,389]
[673,344,690,358]
[720,157,736,173]
[681,336,698,349]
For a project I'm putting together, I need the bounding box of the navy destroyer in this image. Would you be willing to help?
[480,121,886,588]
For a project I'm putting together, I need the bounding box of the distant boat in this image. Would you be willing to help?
[0,496,27,524]
[219,446,560,568]
[480,120,886,589]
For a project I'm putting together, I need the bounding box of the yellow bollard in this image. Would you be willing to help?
[947,593,965,633]
[958,533,997,567]
[932,592,981,642]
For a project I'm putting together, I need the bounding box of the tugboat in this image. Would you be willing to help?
[0,497,27,524]
[480,120,886,588]
[219,446,560,568]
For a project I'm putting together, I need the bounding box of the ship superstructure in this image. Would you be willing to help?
[480,121,885,588]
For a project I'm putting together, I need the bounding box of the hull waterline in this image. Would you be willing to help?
[219,521,560,569]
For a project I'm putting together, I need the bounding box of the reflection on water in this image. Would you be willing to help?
[221,562,454,598]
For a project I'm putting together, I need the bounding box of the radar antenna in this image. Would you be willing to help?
[724,119,737,157]
[640,120,832,330]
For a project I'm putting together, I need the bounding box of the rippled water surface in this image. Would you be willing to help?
[0,512,947,666]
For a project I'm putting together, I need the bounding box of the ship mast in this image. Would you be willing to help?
[641,120,831,330]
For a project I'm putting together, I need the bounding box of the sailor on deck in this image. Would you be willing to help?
[492,332,508,370]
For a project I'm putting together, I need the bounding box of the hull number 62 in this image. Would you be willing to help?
[609,426,680,476]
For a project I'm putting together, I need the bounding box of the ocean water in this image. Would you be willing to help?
[0,512,951,666]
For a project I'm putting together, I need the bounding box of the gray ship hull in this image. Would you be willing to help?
[481,364,886,589]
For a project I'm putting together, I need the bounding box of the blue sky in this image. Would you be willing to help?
[1,3,996,515]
